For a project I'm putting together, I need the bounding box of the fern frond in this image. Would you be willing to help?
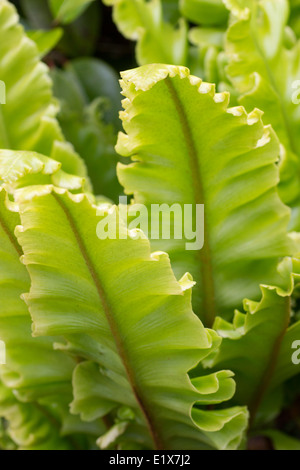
[16,186,248,450]
[116,64,299,326]
[0,0,91,189]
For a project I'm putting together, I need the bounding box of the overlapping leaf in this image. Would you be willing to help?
[102,0,188,66]
[260,430,300,450]
[51,58,123,201]
[27,28,63,58]
[15,186,248,450]
[117,64,299,326]
[102,0,230,83]
[0,187,76,400]
[0,380,73,450]
[0,186,84,449]
[0,150,85,194]
[201,257,300,428]
[224,0,300,228]
[180,0,228,26]
[0,183,107,449]
[0,0,90,188]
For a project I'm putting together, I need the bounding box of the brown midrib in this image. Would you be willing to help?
[0,105,10,149]
[53,193,164,450]
[164,78,216,327]
[0,212,22,257]
[249,296,291,428]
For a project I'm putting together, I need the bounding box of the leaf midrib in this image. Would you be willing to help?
[0,210,22,257]
[248,296,291,428]
[53,193,164,450]
[164,77,216,327]
[0,105,10,149]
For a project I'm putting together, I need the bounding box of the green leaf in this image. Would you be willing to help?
[103,0,188,65]
[96,420,129,450]
[51,58,123,201]
[0,187,75,448]
[58,2,101,57]
[0,415,16,450]
[202,258,300,427]
[0,188,76,401]
[260,430,300,450]
[20,0,54,29]
[0,0,90,188]
[0,380,73,450]
[189,27,226,49]
[180,0,229,26]
[116,64,299,327]
[26,28,63,58]
[188,26,227,84]
[49,0,96,24]
[16,186,248,450]
[289,0,300,38]
[224,0,300,228]
[55,58,121,125]
[0,186,105,448]
[0,150,85,194]
[21,0,101,57]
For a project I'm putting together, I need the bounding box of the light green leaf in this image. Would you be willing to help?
[0,187,77,449]
[224,0,300,228]
[0,188,75,401]
[16,186,248,450]
[96,421,129,449]
[202,257,300,427]
[0,186,104,448]
[0,150,85,194]
[188,26,227,84]
[49,0,96,24]
[189,27,226,49]
[0,381,73,450]
[103,0,188,65]
[27,28,63,58]
[0,0,91,189]
[117,64,299,327]
[180,0,229,26]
